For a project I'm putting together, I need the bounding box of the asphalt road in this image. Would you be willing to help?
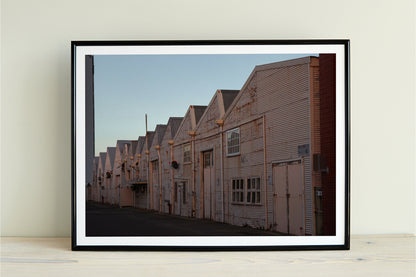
[86,202,281,236]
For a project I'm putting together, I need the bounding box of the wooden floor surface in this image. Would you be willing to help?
[1,235,415,277]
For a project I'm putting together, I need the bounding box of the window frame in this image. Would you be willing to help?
[226,128,240,157]
[246,176,261,205]
[183,144,191,163]
[231,178,244,204]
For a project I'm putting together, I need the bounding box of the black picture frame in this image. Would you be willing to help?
[72,40,350,251]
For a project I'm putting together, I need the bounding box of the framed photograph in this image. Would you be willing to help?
[72,40,350,250]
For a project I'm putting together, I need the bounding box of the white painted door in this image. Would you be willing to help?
[273,162,305,235]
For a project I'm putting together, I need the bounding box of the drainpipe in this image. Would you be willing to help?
[145,114,150,210]
[263,115,268,229]
[146,150,150,209]
[156,145,162,213]
[123,158,127,208]
[136,154,141,208]
[215,119,225,222]
[188,131,196,217]
[168,140,174,214]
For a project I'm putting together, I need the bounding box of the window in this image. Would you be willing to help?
[232,178,244,203]
[152,160,159,171]
[203,151,212,168]
[183,144,191,163]
[227,128,240,156]
[247,177,261,204]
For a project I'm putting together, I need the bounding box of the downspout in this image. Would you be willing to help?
[156,145,162,213]
[168,140,174,214]
[146,150,150,209]
[145,114,150,210]
[136,154,141,208]
[189,131,196,217]
[263,115,268,229]
[215,119,225,223]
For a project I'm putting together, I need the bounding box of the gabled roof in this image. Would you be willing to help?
[224,56,314,120]
[173,105,207,142]
[128,140,138,157]
[107,147,116,169]
[116,140,132,154]
[145,131,155,150]
[99,152,107,168]
[193,105,207,125]
[154,124,167,145]
[220,89,239,113]
[194,89,239,131]
[136,136,146,155]
[167,117,184,138]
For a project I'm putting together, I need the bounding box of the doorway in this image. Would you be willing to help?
[273,160,305,235]
[202,150,214,219]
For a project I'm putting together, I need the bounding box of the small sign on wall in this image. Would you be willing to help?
[298,144,310,156]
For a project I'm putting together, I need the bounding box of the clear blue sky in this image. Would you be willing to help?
[93,53,316,155]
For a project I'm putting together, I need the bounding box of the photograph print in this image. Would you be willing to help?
[72,40,350,250]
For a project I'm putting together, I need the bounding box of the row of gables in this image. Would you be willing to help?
[87,55,336,236]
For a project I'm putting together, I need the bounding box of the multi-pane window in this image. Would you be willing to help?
[247,177,261,204]
[227,128,240,156]
[231,177,261,204]
[232,179,244,203]
[183,144,191,163]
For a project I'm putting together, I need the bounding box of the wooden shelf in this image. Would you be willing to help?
[1,235,415,276]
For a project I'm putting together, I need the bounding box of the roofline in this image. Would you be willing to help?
[223,56,315,120]
[172,106,192,142]
[194,90,220,132]
[159,117,184,145]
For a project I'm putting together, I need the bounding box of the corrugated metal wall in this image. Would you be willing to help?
[92,57,328,236]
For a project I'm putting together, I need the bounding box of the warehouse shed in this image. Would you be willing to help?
[158,117,184,214]
[172,105,207,217]
[104,147,116,204]
[221,56,321,235]
[194,89,239,221]
[113,140,132,207]
[148,124,167,211]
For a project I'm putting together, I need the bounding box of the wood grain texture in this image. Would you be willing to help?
[1,235,415,277]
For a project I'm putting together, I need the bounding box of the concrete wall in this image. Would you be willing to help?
[1,0,414,236]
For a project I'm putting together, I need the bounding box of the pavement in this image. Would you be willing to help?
[86,202,283,236]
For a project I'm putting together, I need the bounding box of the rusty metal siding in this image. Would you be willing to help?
[222,58,315,231]
[223,119,265,228]
[194,92,222,220]
[158,118,183,214]
[172,109,194,217]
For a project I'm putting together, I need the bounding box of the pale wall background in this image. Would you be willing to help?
[1,0,415,237]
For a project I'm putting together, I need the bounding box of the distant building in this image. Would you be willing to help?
[104,147,116,204]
